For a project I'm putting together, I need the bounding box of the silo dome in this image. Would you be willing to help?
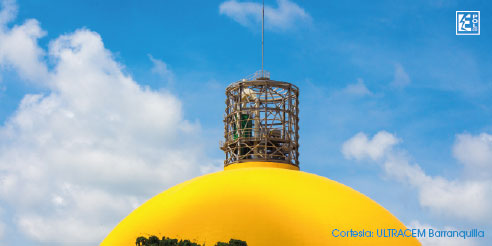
[101,163,419,245]
[101,74,420,245]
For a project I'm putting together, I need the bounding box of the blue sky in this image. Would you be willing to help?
[0,0,491,245]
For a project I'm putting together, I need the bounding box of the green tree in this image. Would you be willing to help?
[136,236,147,246]
[149,235,160,246]
[136,235,247,246]
[229,239,247,246]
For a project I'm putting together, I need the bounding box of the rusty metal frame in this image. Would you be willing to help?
[221,79,299,167]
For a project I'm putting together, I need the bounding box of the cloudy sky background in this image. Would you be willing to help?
[0,0,491,245]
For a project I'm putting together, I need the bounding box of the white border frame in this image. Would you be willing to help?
[456,11,480,35]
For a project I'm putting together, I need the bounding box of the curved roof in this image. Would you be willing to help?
[102,166,420,246]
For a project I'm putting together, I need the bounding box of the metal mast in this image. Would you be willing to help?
[262,0,264,74]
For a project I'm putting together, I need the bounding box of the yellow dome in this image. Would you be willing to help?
[101,163,420,245]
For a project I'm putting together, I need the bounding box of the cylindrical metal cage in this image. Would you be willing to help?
[221,79,299,167]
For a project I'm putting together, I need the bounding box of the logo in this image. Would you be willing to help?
[456,11,480,35]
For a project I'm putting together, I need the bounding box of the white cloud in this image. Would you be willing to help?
[453,133,492,170]
[383,153,491,221]
[219,0,311,31]
[408,220,478,246]
[149,54,175,85]
[341,131,399,161]
[391,63,410,88]
[0,0,48,84]
[342,131,492,222]
[0,18,49,83]
[343,78,372,96]
[0,0,16,25]
[0,1,215,244]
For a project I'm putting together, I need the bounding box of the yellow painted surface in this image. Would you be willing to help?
[101,167,420,246]
[224,161,299,171]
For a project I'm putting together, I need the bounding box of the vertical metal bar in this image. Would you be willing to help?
[288,86,292,164]
[238,85,242,160]
[264,84,268,160]
[225,91,229,165]
[282,87,286,161]
[295,88,299,166]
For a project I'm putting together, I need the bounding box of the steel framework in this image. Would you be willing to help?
[221,77,299,167]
